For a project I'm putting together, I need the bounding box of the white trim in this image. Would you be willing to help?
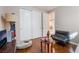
[69,41,78,45]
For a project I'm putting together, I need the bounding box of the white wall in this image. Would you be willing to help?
[55,6,79,44]
[3,6,20,43]
[32,10,42,38]
[19,7,49,41]
[43,12,48,36]
[20,9,33,41]
[0,7,5,31]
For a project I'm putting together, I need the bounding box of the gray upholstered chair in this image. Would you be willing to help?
[51,30,70,46]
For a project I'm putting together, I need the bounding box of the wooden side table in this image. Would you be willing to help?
[41,37,53,53]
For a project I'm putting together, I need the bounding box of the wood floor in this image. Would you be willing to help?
[16,38,76,53]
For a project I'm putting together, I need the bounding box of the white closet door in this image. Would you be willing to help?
[32,11,42,38]
[20,9,32,41]
[43,12,48,36]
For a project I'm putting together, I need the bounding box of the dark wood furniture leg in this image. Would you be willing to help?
[41,41,42,52]
[45,43,46,53]
[47,43,49,53]
[51,43,53,53]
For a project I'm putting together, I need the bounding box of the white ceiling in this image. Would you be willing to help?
[21,6,57,12]
[34,6,57,12]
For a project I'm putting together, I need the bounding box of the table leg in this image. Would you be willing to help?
[41,41,42,52]
[45,43,46,53]
[47,43,49,53]
[51,43,53,53]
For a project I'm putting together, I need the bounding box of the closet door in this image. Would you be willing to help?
[32,11,42,38]
[20,9,32,41]
[43,12,48,36]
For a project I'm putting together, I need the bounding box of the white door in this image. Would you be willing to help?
[20,9,32,41]
[32,11,42,38]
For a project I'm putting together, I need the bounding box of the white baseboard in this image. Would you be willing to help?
[69,41,78,45]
